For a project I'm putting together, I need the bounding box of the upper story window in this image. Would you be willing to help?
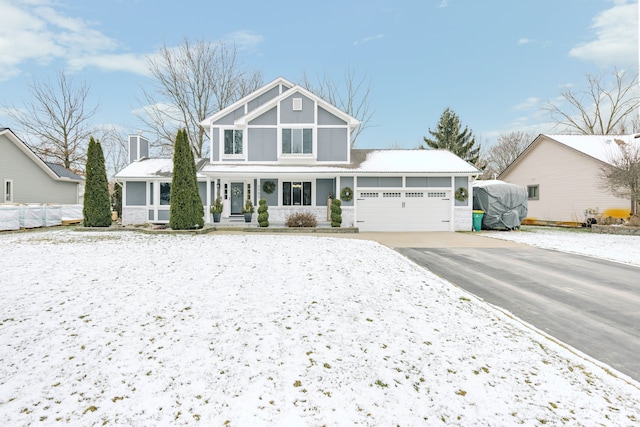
[527,185,539,200]
[224,130,243,155]
[282,128,312,155]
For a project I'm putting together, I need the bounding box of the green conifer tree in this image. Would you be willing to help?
[423,107,481,165]
[83,137,112,227]
[169,129,204,229]
[330,198,342,227]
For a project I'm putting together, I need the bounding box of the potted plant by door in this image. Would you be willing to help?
[242,198,255,223]
[210,196,223,223]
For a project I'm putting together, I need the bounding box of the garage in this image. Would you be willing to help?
[356,189,452,231]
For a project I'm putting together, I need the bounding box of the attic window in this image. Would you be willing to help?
[292,97,302,111]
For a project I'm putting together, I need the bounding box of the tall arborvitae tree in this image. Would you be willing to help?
[423,108,481,165]
[83,137,112,227]
[169,129,204,229]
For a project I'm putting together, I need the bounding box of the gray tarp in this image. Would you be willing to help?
[472,180,528,230]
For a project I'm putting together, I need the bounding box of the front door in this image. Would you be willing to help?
[230,182,244,215]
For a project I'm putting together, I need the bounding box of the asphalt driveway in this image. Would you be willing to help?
[371,233,640,383]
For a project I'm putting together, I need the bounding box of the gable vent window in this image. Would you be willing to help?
[292,97,303,111]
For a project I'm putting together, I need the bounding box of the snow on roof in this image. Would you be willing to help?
[356,149,479,173]
[116,150,479,178]
[544,134,640,164]
[116,158,176,178]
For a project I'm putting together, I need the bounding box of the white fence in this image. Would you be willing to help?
[0,204,83,231]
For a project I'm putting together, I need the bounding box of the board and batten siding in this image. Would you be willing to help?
[0,133,79,204]
[500,137,630,223]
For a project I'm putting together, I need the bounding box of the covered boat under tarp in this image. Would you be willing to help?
[472,180,528,230]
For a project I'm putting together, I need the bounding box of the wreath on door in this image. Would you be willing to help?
[454,187,469,202]
[262,180,276,194]
[340,186,354,202]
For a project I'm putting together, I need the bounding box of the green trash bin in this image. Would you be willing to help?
[472,210,484,231]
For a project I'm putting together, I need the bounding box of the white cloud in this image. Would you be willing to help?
[569,1,639,67]
[512,97,541,111]
[0,0,145,80]
[518,38,533,45]
[353,34,386,46]
[223,30,265,51]
[67,53,149,76]
[439,0,449,8]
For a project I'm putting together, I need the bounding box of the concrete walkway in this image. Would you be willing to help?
[280,231,527,249]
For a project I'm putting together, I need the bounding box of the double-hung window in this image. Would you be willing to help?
[282,181,312,206]
[224,130,243,155]
[282,128,312,155]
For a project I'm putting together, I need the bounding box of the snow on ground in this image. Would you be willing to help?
[481,226,640,267]
[1,229,639,426]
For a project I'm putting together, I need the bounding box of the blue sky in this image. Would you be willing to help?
[0,0,638,153]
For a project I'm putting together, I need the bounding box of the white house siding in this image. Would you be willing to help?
[500,138,631,223]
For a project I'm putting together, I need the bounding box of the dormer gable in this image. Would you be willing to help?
[199,77,295,127]
[202,77,359,165]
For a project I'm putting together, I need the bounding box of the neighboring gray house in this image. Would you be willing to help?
[116,77,480,231]
[1,128,84,204]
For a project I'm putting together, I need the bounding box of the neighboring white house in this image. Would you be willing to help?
[0,128,84,205]
[498,134,639,225]
[115,77,480,231]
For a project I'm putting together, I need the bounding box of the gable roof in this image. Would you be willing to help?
[199,77,360,131]
[0,128,84,182]
[236,84,360,130]
[200,77,295,126]
[499,133,640,178]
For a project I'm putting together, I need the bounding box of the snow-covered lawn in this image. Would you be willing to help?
[1,229,639,426]
[481,226,640,267]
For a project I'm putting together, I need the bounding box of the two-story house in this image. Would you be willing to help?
[115,77,479,231]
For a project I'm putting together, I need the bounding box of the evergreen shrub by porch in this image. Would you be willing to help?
[286,212,317,228]
[83,137,112,227]
[257,198,269,227]
[330,198,342,227]
[169,129,204,230]
[111,182,122,218]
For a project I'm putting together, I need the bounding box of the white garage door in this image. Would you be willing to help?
[356,190,451,232]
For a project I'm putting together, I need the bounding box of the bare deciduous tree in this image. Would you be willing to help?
[484,131,533,178]
[139,38,263,158]
[4,71,98,174]
[544,68,639,135]
[300,68,374,147]
[600,137,640,215]
[93,125,129,179]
